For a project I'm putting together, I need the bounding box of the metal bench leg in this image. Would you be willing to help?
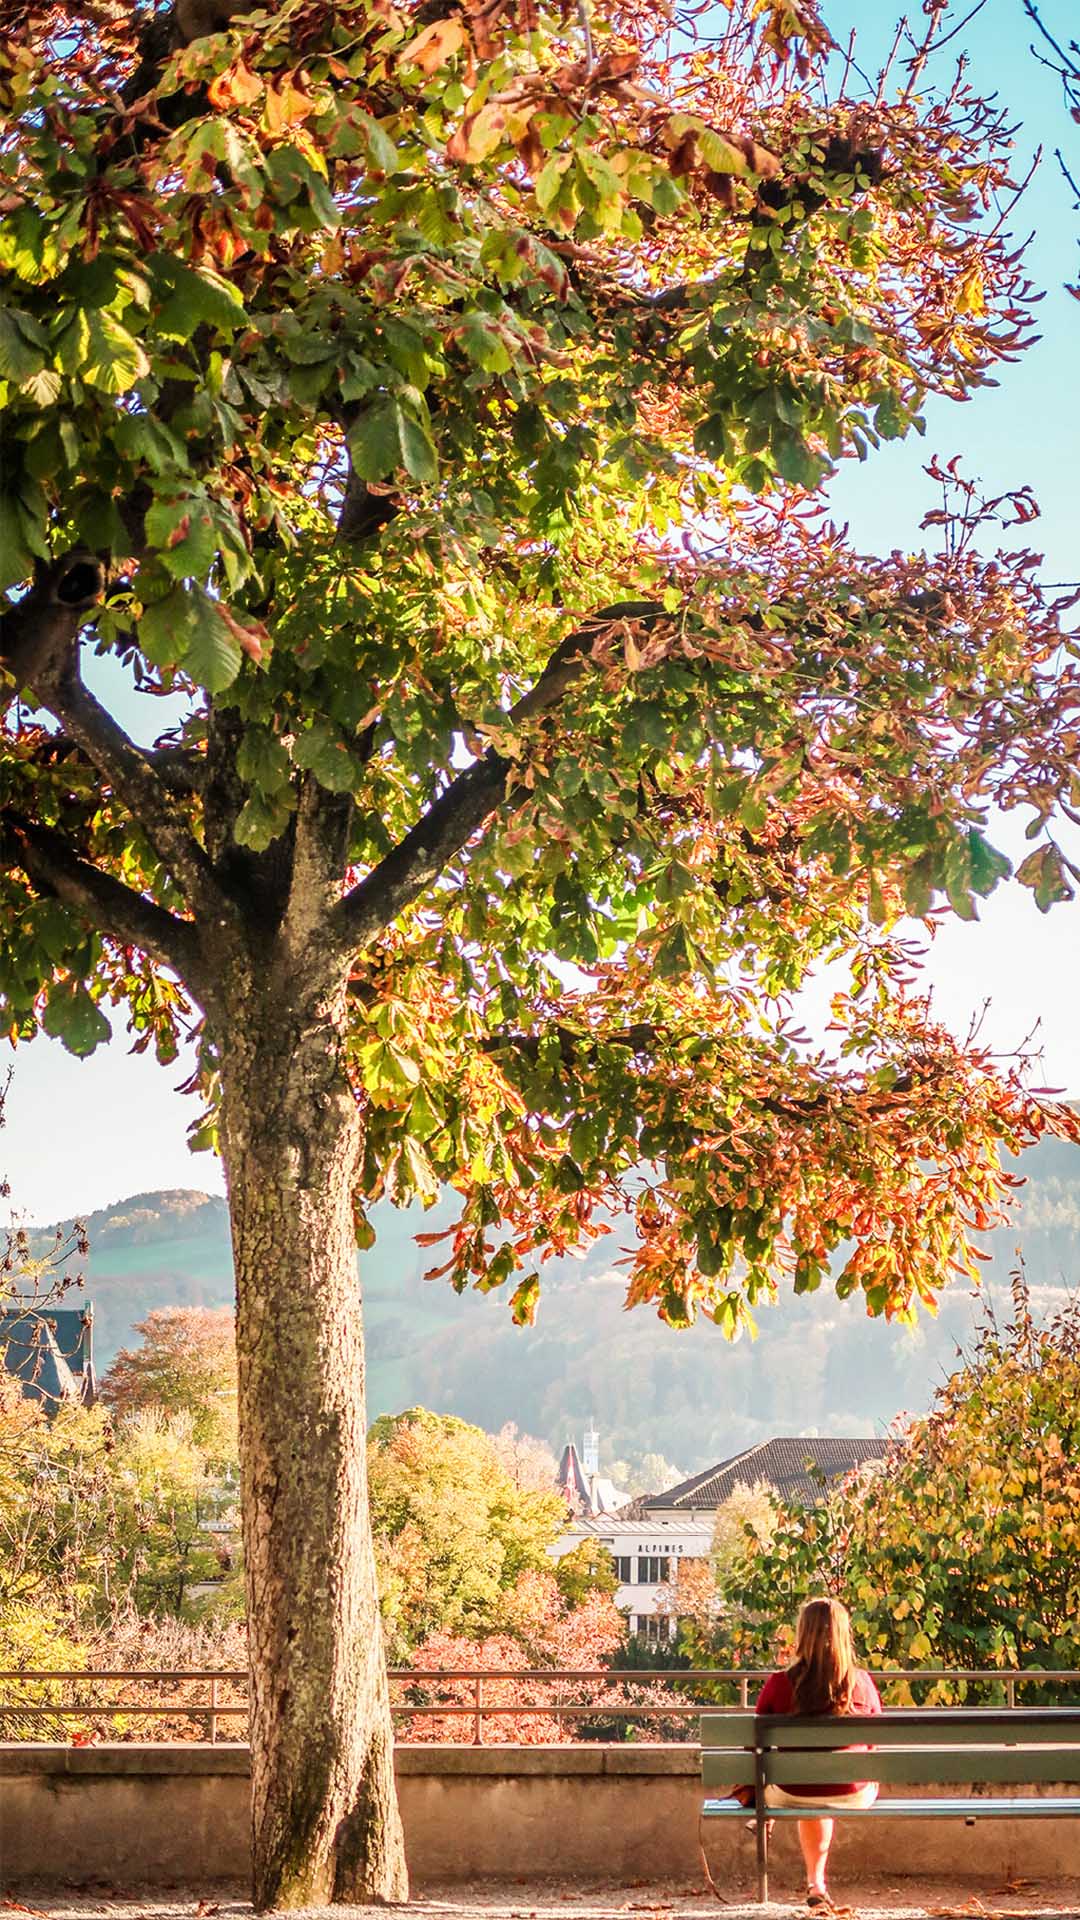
[754,1751,768,1904]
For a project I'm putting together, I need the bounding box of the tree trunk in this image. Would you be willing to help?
[219,979,408,1910]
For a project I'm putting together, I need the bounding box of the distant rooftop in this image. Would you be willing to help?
[0,1306,97,1413]
[642,1436,888,1511]
[555,1437,630,1518]
[566,1512,712,1538]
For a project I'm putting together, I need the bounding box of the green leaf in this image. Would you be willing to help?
[0,492,37,593]
[41,982,112,1057]
[0,307,46,382]
[697,127,751,175]
[967,829,1011,898]
[145,495,219,580]
[138,584,243,692]
[509,1273,541,1326]
[233,786,296,852]
[113,411,188,476]
[148,255,245,340]
[55,307,149,394]
[348,395,438,484]
[535,155,570,211]
[292,720,360,792]
[873,392,907,440]
[400,1134,439,1203]
[19,365,62,405]
[1016,843,1074,914]
[772,431,826,490]
[456,311,513,374]
[355,110,398,174]
[236,726,292,794]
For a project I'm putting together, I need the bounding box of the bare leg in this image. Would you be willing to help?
[797,1816,834,1898]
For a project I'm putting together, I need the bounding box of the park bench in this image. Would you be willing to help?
[701,1706,1080,1902]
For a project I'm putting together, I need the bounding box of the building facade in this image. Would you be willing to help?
[549,1512,712,1641]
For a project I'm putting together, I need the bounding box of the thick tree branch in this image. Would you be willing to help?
[2,813,205,988]
[329,601,664,955]
[46,675,237,930]
[0,552,105,706]
[335,463,401,547]
[146,745,207,796]
[2,557,242,934]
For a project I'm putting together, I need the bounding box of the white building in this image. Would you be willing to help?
[549,1511,712,1643]
[550,1432,888,1643]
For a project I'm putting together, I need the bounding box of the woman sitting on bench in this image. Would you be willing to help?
[756,1596,882,1913]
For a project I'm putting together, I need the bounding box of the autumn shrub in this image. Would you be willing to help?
[397,1567,628,1742]
[81,1611,250,1743]
[696,1277,1080,1703]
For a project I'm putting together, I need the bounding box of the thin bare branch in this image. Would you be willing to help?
[2,555,242,934]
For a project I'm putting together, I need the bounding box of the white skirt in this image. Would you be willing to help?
[765,1783,879,1812]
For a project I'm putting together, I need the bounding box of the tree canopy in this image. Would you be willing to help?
[5,0,1080,1901]
[102,1304,239,1455]
[368,1406,566,1659]
[2,0,1078,1338]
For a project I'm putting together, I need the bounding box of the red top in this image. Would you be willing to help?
[755,1668,882,1798]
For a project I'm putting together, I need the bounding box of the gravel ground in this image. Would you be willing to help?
[6,1878,1080,1920]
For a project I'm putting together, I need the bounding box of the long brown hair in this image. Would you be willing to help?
[787,1597,859,1715]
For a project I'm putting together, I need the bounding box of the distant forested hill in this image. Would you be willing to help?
[26,1133,1080,1475]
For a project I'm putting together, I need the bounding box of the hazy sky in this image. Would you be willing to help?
[2,0,1078,1224]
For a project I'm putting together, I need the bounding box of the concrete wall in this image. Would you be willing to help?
[1,1744,1078,1888]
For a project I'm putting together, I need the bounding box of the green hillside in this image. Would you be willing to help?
[26,1133,1080,1474]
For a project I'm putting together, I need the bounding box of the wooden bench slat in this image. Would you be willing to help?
[767,1750,1080,1786]
[700,1713,757,1744]
[700,1710,1080,1749]
[703,1796,1080,1820]
[702,1750,1080,1789]
[703,1749,1080,1790]
[699,1754,757,1786]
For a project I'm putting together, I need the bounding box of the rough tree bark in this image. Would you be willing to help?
[216,939,408,1904]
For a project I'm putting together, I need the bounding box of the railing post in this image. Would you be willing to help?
[1006,1676,1016,1712]
[209,1675,218,1745]
[739,1676,749,1709]
[472,1675,484,1745]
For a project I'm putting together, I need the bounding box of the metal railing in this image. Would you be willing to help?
[2,1667,1080,1745]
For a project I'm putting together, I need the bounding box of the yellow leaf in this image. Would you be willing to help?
[207,58,264,110]
[263,73,315,134]
[399,19,467,76]
[956,267,986,316]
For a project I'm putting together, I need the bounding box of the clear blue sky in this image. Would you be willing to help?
[2,0,1078,1223]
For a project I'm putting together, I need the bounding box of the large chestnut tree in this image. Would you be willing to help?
[2,0,1078,1903]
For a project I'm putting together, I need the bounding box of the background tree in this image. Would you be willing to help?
[0,1395,115,1659]
[111,1407,232,1616]
[609,1450,687,1497]
[552,1538,619,1607]
[102,1306,238,1457]
[368,1408,565,1660]
[402,1570,625,1742]
[3,0,1080,1902]
[491,1419,559,1492]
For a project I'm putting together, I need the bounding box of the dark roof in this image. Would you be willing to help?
[556,1442,592,1511]
[642,1437,888,1512]
[0,1307,96,1413]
